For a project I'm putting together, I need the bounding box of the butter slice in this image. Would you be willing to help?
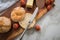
[26,0,34,8]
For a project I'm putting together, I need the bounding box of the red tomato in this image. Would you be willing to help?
[46,0,51,5]
[35,24,41,31]
[47,5,52,11]
[20,0,26,6]
[50,0,55,4]
[13,23,19,30]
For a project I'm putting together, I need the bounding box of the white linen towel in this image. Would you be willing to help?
[0,0,18,12]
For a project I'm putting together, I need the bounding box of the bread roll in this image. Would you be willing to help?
[11,7,25,22]
[0,17,11,33]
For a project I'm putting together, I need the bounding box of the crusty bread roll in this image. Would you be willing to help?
[19,13,36,29]
[11,7,25,22]
[0,17,11,33]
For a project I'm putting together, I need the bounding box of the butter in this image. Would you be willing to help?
[26,0,34,8]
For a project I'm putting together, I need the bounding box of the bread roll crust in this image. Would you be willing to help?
[11,7,25,22]
[0,17,11,33]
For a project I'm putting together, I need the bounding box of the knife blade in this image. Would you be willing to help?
[19,7,38,40]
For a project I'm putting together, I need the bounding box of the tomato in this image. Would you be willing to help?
[35,24,41,31]
[46,0,51,5]
[13,23,19,30]
[50,0,55,4]
[20,0,26,6]
[47,5,52,11]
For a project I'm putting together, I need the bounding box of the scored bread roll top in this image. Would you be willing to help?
[0,17,11,33]
[11,7,26,22]
[19,13,36,29]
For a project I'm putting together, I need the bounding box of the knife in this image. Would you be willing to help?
[19,7,38,40]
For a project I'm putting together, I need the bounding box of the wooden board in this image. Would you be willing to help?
[0,0,55,40]
[0,1,23,40]
[0,1,36,40]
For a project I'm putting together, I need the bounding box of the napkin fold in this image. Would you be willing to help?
[0,0,18,12]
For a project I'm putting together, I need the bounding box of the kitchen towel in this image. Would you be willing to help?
[0,0,18,12]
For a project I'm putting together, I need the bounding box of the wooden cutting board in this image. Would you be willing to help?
[0,0,54,40]
[0,1,37,40]
[0,1,23,40]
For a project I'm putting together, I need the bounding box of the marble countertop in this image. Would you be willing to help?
[15,0,60,40]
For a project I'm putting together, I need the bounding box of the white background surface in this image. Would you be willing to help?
[16,0,60,40]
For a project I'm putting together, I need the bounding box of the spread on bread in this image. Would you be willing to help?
[19,13,36,29]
